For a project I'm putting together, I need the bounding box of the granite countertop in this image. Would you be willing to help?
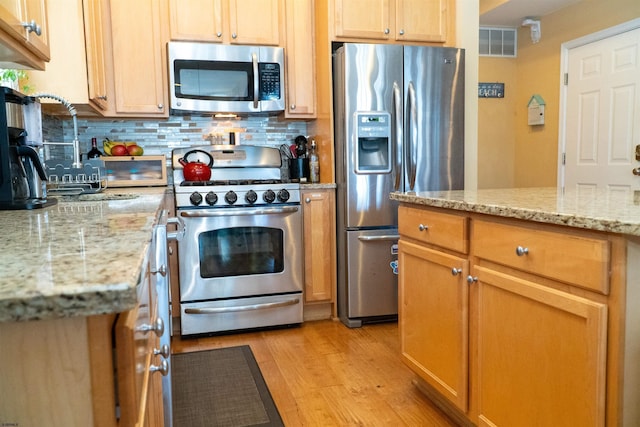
[390,187,640,237]
[0,188,168,323]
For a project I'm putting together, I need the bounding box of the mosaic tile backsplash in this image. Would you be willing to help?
[42,114,308,165]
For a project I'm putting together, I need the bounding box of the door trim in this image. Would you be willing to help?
[557,18,640,190]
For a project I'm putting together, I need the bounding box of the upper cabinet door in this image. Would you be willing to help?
[395,0,447,43]
[0,0,50,65]
[333,0,391,40]
[228,0,281,45]
[169,0,224,42]
[169,0,281,46]
[83,0,108,111]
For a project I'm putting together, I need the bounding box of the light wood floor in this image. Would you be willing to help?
[172,319,457,426]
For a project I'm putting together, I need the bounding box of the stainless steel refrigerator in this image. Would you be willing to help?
[334,43,465,327]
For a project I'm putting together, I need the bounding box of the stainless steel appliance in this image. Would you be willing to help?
[334,43,465,327]
[172,145,303,335]
[168,41,285,115]
[0,87,56,210]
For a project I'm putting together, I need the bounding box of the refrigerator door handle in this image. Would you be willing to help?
[393,81,403,191]
[406,81,418,190]
[358,234,400,242]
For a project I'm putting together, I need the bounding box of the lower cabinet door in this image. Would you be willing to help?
[398,239,469,411]
[475,266,608,427]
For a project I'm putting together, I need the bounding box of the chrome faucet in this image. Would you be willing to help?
[34,93,81,168]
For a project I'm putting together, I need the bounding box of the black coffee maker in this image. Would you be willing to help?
[0,87,56,210]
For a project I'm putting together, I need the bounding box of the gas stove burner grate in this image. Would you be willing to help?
[180,179,284,187]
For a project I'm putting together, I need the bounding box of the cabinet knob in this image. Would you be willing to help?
[399,29,405,36]
[466,275,478,284]
[150,359,169,376]
[154,344,170,358]
[232,32,237,39]
[136,317,164,337]
[157,104,164,110]
[216,32,222,37]
[516,246,529,256]
[151,264,167,277]
[290,104,296,110]
[305,197,311,203]
[451,267,462,276]
[418,224,428,231]
[21,20,42,36]
[384,28,390,35]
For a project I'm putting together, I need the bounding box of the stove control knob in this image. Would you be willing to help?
[245,190,258,204]
[190,192,203,206]
[277,189,290,203]
[263,189,276,203]
[205,191,218,206]
[225,190,238,205]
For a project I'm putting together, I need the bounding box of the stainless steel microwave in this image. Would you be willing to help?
[168,41,285,115]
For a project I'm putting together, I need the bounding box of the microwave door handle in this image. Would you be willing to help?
[252,53,259,109]
[392,81,402,191]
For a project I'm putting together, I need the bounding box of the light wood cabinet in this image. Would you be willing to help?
[27,0,106,116]
[284,0,316,118]
[301,188,336,318]
[398,204,625,426]
[108,0,169,117]
[398,238,469,412]
[169,0,282,46]
[332,0,449,43]
[28,0,167,118]
[0,0,49,69]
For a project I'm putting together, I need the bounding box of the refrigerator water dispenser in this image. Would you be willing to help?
[354,112,391,173]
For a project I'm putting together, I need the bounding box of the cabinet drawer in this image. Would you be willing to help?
[472,220,610,294]
[399,205,468,253]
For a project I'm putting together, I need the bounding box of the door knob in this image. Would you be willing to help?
[633,167,640,176]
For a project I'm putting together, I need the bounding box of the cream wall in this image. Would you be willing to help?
[478,57,517,188]
[512,0,640,187]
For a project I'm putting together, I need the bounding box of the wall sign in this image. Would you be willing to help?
[478,82,504,98]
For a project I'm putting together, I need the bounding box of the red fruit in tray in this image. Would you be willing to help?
[126,144,144,156]
[110,144,128,156]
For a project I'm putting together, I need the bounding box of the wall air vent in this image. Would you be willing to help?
[479,27,517,57]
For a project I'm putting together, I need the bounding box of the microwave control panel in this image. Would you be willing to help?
[259,63,281,101]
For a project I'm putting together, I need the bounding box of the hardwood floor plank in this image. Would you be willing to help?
[172,320,457,426]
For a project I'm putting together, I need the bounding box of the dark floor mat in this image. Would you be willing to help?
[172,345,284,427]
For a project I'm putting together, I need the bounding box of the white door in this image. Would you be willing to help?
[560,22,640,195]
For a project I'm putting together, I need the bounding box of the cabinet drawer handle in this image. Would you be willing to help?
[451,268,462,276]
[154,344,170,359]
[466,275,478,284]
[516,246,529,256]
[384,28,390,35]
[418,224,428,231]
[151,264,167,276]
[150,359,169,376]
[136,317,164,337]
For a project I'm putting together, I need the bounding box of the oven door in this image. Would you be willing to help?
[177,205,303,302]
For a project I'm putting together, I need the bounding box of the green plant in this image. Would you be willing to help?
[0,69,31,93]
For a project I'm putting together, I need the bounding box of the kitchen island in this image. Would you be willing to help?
[391,187,640,427]
[0,188,169,427]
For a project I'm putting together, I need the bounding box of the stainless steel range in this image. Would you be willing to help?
[172,145,303,336]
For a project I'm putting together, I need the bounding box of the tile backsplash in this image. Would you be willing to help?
[43,114,308,163]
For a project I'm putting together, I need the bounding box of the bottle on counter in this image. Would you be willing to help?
[309,140,320,183]
[87,137,102,158]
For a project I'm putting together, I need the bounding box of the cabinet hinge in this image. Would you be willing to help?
[562,152,566,165]
[564,73,568,85]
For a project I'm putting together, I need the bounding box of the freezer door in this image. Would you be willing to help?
[404,46,465,192]
[344,229,399,322]
[337,43,404,228]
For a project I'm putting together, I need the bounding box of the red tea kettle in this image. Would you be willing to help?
[179,149,213,181]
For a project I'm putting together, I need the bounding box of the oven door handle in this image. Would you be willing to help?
[358,234,400,242]
[184,298,300,314]
[179,206,300,217]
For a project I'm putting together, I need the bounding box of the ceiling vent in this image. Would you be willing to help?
[479,27,517,57]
